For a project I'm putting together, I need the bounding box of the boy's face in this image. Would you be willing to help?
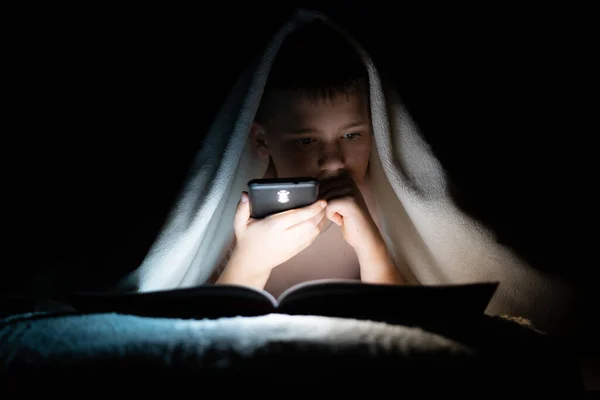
[252,91,372,185]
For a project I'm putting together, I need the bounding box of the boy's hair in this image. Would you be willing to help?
[256,21,369,124]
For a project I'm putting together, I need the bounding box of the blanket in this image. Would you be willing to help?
[114,9,574,334]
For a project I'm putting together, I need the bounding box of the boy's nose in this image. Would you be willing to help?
[318,144,345,172]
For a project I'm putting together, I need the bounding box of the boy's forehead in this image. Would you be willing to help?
[270,91,370,130]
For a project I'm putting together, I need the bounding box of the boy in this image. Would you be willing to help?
[213,21,405,296]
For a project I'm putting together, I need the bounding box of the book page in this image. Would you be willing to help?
[277,278,362,304]
[69,284,280,318]
[277,281,500,322]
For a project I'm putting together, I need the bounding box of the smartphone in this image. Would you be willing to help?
[247,177,319,219]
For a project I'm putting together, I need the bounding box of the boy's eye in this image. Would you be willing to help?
[343,133,361,140]
[296,138,315,146]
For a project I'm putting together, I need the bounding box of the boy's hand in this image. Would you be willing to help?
[221,192,329,286]
[319,173,384,251]
[320,173,405,285]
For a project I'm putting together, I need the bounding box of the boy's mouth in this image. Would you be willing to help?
[318,172,356,201]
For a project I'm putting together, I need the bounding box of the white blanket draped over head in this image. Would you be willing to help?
[116,9,575,334]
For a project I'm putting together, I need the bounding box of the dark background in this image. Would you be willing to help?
[5,5,596,338]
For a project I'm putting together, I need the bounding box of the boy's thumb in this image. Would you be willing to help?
[233,191,250,232]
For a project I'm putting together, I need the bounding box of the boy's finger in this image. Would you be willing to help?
[325,204,344,226]
[233,191,251,233]
[271,199,327,229]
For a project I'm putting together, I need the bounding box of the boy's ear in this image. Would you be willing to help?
[250,122,270,158]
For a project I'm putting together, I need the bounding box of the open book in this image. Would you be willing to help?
[68,279,499,324]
